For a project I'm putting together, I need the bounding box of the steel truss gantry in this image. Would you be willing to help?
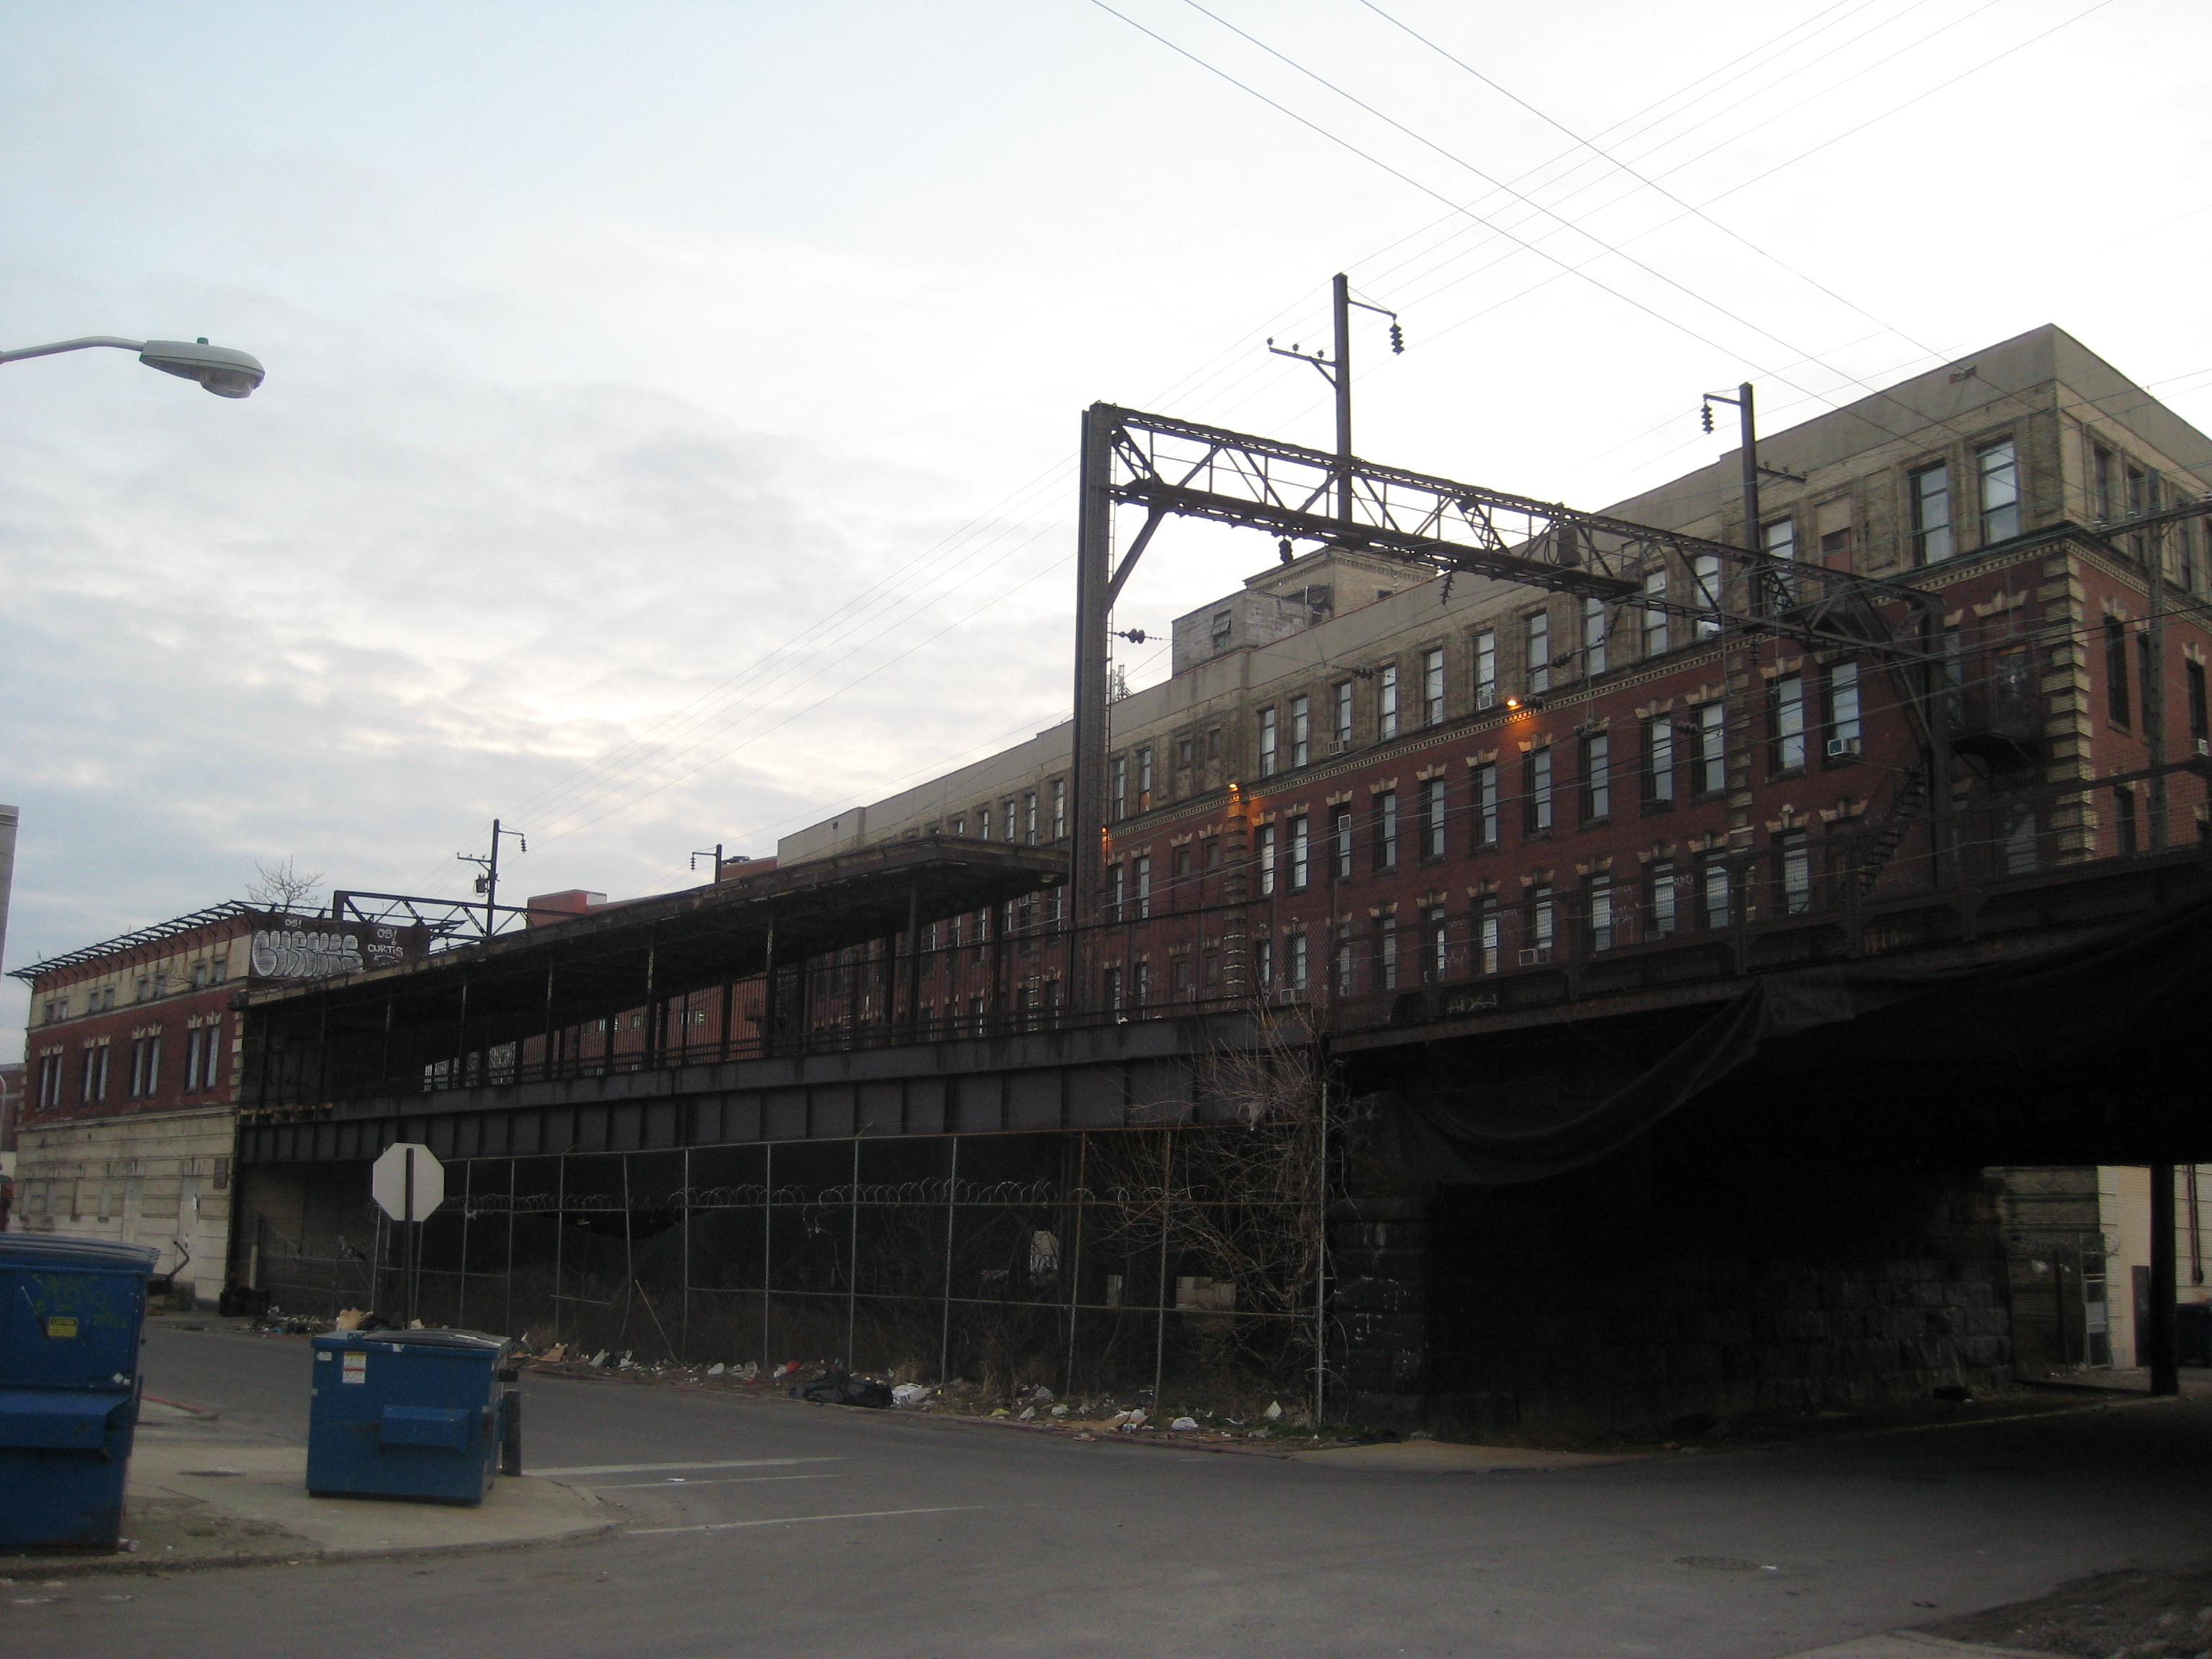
[1067,402,1938,943]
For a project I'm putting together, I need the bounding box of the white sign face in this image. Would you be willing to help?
[371,1142,445,1222]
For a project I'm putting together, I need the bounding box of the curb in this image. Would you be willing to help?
[0,1515,626,1579]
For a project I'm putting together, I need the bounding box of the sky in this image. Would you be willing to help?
[2,0,2208,1055]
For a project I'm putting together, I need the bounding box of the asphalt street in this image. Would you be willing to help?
[14,1325,2212,1658]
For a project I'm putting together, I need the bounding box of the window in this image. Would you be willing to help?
[129,1035,161,1098]
[1998,801,2039,875]
[1022,792,1038,843]
[1777,832,1812,916]
[1772,674,1807,772]
[1104,966,1123,1012]
[38,1055,63,1108]
[1372,790,1400,870]
[1257,708,1278,776]
[2092,442,2115,520]
[1287,816,1310,891]
[1525,747,1553,833]
[82,1046,109,1104]
[1525,611,1551,694]
[1527,884,1556,959]
[1052,779,1066,841]
[1333,680,1354,748]
[1581,732,1611,821]
[1207,727,1221,758]
[1133,855,1152,920]
[1476,900,1501,975]
[1762,518,1798,610]
[1334,929,1357,997]
[1254,936,1272,989]
[2115,786,2139,856]
[1827,661,1862,757]
[1977,439,2019,543]
[1111,757,1128,821]
[1288,697,1310,768]
[1331,805,1354,878]
[1377,666,1399,739]
[1473,630,1497,708]
[1581,596,1608,677]
[1176,737,1194,770]
[1136,750,1154,811]
[1130,963,1148,1010]
[1649,859,1678,937]
[1109,863,1126,920]
[1693,703,1727,795]
[1257,824,1277,896]
[1586,876,1616,952]
[1910,462,1952,564]
[1699,858,1732,930]
[1286,932,1308,994]
[1421,647,1445,726]
[979,806,992,842]
[1470,762,1500,848]
[1210,608,1233,650]
[2139,633,2158,734]
[2106,618,2131,727]
[1644,714,1676,804]
[1420,777,1447,860]
[1375,915,1400,990]
[1642,572,1669,657]
[1692,554,1722,639]
[2188,660,2208,749]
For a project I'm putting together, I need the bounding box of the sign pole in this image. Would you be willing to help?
[404,1145,417,1326]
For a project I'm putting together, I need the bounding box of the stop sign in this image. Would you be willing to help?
[371,1142,445,1223]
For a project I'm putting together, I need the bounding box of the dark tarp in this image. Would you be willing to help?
[1348,896,2212,1186]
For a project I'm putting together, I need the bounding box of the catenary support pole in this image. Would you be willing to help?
[1332,272,1354,526]
[1069,405,1117,1006]
[2151,1162,2180,1395]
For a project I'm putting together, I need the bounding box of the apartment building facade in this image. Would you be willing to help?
[10,902,428,1300]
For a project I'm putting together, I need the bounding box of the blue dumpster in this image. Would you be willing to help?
[0,1235,160,1550]
[307,1329,513,1503]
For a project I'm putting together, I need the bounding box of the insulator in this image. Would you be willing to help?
[1389,323,1405,354]
[1701,402,1714,433]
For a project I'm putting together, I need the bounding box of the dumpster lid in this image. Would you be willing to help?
[312,1328,512,1354]
[0,1236,161,1274]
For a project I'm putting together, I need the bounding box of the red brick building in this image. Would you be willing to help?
[10,903,428,1298]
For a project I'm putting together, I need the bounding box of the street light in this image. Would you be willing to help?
[0,335,266,398]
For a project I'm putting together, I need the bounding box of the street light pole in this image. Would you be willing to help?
[0,335,266,398]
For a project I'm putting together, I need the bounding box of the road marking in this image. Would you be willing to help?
[531,1457,840,1477]
[587,1474,846,1491]
[628,1506,979,1536]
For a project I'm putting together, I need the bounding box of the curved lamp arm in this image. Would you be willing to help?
[0,335,266,398]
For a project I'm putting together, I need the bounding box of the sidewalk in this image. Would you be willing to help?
[0,1400,618,1577]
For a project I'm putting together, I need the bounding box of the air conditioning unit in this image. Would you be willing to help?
[1826,737,1861,758]
[1517,946,1552,966]
[1326,739,1349,755]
